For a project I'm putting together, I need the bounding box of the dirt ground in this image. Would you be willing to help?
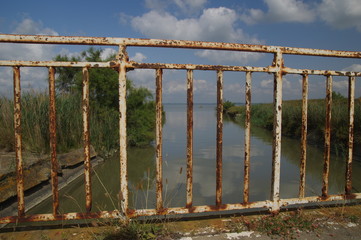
[0,205,361,240]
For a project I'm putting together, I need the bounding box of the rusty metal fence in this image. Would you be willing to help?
[0,34,360,224]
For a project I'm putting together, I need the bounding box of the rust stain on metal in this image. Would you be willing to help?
[187,206,197,213]
[48,67,59,215]
[346,76,355,195]
[118,45,128,215]
[13,66,25,217]
[322,75,332,198]
[130,62,273,73]
[186,69,194,208]
[216,70,223,207]
[243,71,252,204]
[1,34,361,224]
[271,51,283,207]
[0,210,123,224]
[156,207,168,215]
[299,74,308,198]
[3,34,361,58]
[82,67,92,212]
[345,193,357,200]
[156,68,163,211]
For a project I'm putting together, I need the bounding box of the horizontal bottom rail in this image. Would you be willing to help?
[128,193,361,217]
[1,193,361,224]
[0,210,123,224]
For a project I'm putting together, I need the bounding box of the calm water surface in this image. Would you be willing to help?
[29,104,361,214]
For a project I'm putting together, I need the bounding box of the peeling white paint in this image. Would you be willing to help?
[347,222,357,228]
[226,231,254,239]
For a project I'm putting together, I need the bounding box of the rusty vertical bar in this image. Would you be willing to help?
[243,71,252,204]
[216,70,223,206]
[118,45,128,215]
[13,66,25,217]
[186,69,193,208]
[156,68,163,211]
[82,67,92,212]
[322,75,333,198]
[271,50,283,208]
[48,67,59,215]
[299,74,309,198]
[345,76,355,195]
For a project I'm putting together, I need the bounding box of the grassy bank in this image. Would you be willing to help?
[0,91,154,156]
[224,97,361,156]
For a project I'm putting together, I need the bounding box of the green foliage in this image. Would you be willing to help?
[0,47,159,154]
[332,91,346,101]
[127,82,156,147]
[223,100,235,113]
[226,106,243,118]
[223,98,361,156]
[55,47,156,148]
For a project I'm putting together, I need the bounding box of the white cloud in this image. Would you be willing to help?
[344,64,361,72]
[241,0,361,32]
[240,9,265,25]
[283,78,291,89]
[0,18,59,95]
[195,50,263,64]
[100,48,117,60]
[0,18,58,61]
[333,80,348,90]
[132,7,261,44]
[131,7,262,64]
[130,52,147,62]
[224,83,243,93]
[127,69,155,91]
[194,79,214,94]
[241,0,316,24]
[13,18,58,36]
[165,80,186,94]
[318,0,361,32]
[260,79,273,88]
[260,77,292,89]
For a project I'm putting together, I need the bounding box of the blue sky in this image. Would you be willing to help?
[0,0,361,103]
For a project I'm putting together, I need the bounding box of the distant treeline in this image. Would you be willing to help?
[223,93,361,157]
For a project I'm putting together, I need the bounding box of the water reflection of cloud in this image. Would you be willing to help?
[165,110,186,128]
[196,143,268,161]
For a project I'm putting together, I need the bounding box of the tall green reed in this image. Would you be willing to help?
[0,91,119,156]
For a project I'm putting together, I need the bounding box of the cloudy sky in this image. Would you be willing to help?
[0,0,361,103]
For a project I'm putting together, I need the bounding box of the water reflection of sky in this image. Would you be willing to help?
[28,103,361,215]
[161,104,361,208]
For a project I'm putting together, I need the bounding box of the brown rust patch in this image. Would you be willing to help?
[156,207,168,215]
[345,193,357,200]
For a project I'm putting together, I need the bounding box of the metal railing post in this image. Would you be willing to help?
[270,50,283,212]
[48,67,59,215]
[243,71,252,203]
[118,45,128,216]
[13,66,25,217]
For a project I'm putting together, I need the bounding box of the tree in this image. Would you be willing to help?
[55,48,156,147]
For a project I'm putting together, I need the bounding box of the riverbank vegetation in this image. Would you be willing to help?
[224,93,361,156]
[0,48,156,156]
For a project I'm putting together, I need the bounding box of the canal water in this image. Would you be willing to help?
[29,103,361,214]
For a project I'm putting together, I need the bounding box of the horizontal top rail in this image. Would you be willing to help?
[0,34,361,58]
